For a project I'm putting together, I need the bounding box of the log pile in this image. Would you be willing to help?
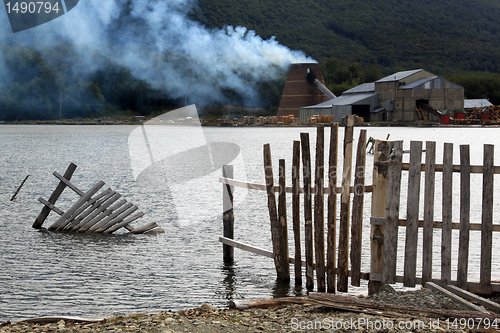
[33,163,163,235]
[465,105,500,122]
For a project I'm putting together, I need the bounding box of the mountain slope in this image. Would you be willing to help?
[195,0,500,74]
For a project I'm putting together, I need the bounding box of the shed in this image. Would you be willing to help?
[299,93,378,122]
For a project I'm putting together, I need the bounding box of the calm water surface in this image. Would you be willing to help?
[0,124,499,323]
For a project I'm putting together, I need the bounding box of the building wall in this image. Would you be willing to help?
[278,63,330,118]
[392,88,464,121]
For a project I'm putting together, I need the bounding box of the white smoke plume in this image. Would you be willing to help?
[0,0,316,107]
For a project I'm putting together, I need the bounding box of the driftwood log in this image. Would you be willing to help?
[230,293,500,322]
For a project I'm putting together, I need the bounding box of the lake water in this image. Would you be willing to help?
[0,123,499,323]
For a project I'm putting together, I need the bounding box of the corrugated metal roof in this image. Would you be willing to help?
[376,69,423,82]
[301,93,378,108]
[400,77,437,89]
[343,82,375,94]
[464,99,493,108]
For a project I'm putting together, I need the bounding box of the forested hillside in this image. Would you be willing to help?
[195,0,500,74]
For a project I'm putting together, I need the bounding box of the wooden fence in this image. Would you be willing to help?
[219,115,500,295]
[34,163,162,235]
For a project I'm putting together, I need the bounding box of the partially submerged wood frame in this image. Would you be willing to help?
[34,163,162,235]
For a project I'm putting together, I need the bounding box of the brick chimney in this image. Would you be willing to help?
[277,63,330,118]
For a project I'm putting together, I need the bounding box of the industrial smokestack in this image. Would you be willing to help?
[277,63,330,118]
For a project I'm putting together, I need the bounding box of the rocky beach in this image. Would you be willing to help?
[2,288,499,333]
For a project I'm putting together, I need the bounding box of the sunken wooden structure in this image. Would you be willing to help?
[220,115,500,298]
[34,163,161,234]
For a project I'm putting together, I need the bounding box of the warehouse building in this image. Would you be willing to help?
[297,69,464,122]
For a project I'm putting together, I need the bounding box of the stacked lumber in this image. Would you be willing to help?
[34,163,163,235]
[465,105,500,122]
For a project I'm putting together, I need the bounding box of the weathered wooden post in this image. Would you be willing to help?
[264,144,289,282]
[382,141,403,285]
[223,165,234,264]
[292,141,302,284]
[314,126,326,292]
[457,145,470,289]
[327,123,338,293]
[422,141,436,286]
[338,115,354,292]
[368,140,390,295]
[33,163,77,228]
[403,141,423,287]
[350,129,367,287]
[441,143,454,285]
[300,133,314,291]
[278,159,290,282]
[481,144,494,294]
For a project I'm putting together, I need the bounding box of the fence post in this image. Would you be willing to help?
[264,144,289,282]
[457,145,471,289]
[223,165,234,264]
[422,141,436,286]
[338,115,355,292]
[480,144,494,294]
[327,123,339,293]
[278,159,290,282]
[300,133,314,291]
[292,141,302,284]
[382,140,403,285]
[314,126,326,292]
[368,140,390,295]
[350,129,367,287]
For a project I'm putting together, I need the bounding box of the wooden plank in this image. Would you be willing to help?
[350,129,367,287]
[301,132,314,291]
[277,159,290,282]
[382,141,403,284]
[53,171,84,196]
[457,145,471,289]
[38,197,64,216]
[218,177,373,194]
[91,203,136,233]
[327,123,338,293]
[338,115,354,292]
[397,219,500,232]
[34,163,77,229]
[368,140,390,295]
[222,165,234,264]
[445,284,500,313]
[72,193,122,232]
[480,144,494,294]
[263,144,289,282]
[426,282,489,313]
[422,141,436,286]
[403,141,423,287]
[62,189,114,231]
[107,212,145,234]
[441,143,454,285]
[292,140,302,284]
[314,126,326,292]
[10,174,30,201]
[48,180,105,231]
[129,220,159,234]
[402,163,500,174]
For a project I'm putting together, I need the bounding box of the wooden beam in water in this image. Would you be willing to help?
[53,171,84,196]
[62,189,115,231]
[105,212,146,234]
[48,180,105,231]
[70,193,122,232]
[222,165,234,264]
[34,163,77,229]
[38,197,64,216]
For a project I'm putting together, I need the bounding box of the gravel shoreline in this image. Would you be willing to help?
[1,288,498,333]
